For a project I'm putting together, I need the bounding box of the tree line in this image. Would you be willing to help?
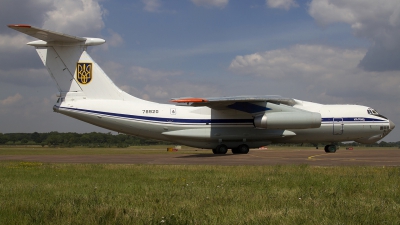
[0,132,172,147]
[0,132,399,148]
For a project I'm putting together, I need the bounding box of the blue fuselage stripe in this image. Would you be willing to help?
[59,106,387,125]
[60,106,253,124]
[321,118,385,122]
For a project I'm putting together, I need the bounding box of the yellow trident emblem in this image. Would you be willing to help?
[77,63,92,84]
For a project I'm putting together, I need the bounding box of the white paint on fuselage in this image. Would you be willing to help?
[54,96,391,149]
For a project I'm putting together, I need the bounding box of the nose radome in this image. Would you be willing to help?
[389,120,395,130]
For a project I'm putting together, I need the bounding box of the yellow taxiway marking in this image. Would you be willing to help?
[308,153,327,161]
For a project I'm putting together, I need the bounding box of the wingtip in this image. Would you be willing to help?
[8,24,32,28]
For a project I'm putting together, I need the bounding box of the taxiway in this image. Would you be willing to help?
[1,148,399,166]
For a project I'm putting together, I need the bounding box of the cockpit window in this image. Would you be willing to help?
[367,108,379,115]
[367,108,387,119]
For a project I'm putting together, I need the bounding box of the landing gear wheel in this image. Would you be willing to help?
[231,148,239,154]
[213,144,228,154]
[237,144,249,154]
[324,145,337,153]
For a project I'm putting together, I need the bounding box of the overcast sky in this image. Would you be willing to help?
[1,0,399,142]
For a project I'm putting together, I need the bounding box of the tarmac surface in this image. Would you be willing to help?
[1,148,400,166]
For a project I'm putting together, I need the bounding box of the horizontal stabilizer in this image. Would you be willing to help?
[8,24,85,42]
[7,24,105,46]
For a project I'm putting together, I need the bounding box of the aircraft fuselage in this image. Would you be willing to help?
[54,97,393,149]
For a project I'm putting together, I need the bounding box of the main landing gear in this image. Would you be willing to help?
[324,145,337,153]
[232,144,250,154]
[212,144,249,154]
[212,144,228,154]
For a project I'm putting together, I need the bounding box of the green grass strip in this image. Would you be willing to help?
[0,163,399,224]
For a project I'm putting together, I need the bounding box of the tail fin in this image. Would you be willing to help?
[8,24,123,100]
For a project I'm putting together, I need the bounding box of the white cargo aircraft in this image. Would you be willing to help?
[8,24,395,154]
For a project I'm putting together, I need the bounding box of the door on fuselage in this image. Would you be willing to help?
[333,118,343,135]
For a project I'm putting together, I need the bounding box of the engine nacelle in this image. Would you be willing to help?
[254,112,321,129]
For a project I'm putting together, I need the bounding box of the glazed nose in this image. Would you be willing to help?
[389,120,395,130]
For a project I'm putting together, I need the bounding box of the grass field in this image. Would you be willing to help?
[0,146,400,224]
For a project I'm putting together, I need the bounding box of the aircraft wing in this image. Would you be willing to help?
[171,95,299,114]
[171,95,297,107]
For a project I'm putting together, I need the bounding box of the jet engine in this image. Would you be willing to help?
[254,112,321,129]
